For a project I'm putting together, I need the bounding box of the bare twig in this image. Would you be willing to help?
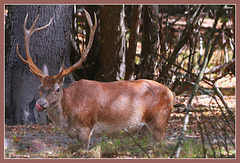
[209,97,235,148]
[162,5,205,76]
[212,84,235,121]
[194,113,207,157]
[200,112,216,158]
[212,95,235,134]
[209,121,223,157]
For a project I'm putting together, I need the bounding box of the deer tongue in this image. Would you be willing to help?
[36,103,45,112]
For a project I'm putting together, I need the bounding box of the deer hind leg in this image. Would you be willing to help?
[78,127,91,149]
[147,123,166,141]
[147,106,172,142]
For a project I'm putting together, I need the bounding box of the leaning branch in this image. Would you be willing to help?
[204,59,235,75]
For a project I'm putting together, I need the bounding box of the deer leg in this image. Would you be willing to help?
[150,106,172,142]
[148,124,165,141]
[78,127,91,149]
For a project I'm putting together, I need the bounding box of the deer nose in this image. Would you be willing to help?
[36,99,49,112]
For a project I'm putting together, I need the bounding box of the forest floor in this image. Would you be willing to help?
[4,75,236,158]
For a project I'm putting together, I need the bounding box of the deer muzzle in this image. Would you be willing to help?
[36,98,49,112]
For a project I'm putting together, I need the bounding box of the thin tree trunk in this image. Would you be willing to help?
[140,5,159,79]
[125,5,142,80]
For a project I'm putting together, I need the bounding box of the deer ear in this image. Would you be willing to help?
[59,65,63,73]
[43,64,49,76]
[58,66,65,82]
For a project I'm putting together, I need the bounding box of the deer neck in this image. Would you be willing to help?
[46,88,67,129]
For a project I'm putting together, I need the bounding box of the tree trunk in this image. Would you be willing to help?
[125,5,142,80]
[5,5,73,125]
[95,5,126,81]
[139,5,159,79]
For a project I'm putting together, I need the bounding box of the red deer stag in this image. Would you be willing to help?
[16,10,174,149]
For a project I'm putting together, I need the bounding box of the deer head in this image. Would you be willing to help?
[16,10,97,112]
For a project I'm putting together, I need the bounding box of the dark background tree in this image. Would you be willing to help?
[125,5,142,80]
[95,5,126,81]
[70,5,100,80]
[5,5,73,125]
[139,5,159,79]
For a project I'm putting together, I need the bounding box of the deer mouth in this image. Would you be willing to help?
[36,103,47,112]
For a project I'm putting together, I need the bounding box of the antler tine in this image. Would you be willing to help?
[58,9,97,78]
[82,9,97,56]
[24,13,53,35]
[54,62,65,80]
[17,42,46,78]
[16,42,28,64]
[17,13,53,79]
[33,17,53,33]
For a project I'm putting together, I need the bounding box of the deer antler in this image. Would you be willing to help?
[54,9,97,79]
[17,10,96,80]
[16,13,53,79]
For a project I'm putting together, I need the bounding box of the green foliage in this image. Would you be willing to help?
[220,15,229,23]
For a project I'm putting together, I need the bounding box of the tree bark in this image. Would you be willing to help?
[139,5,159,79]
[125,5,142,80]
[5,5,73,125]
[95,5,126,81]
